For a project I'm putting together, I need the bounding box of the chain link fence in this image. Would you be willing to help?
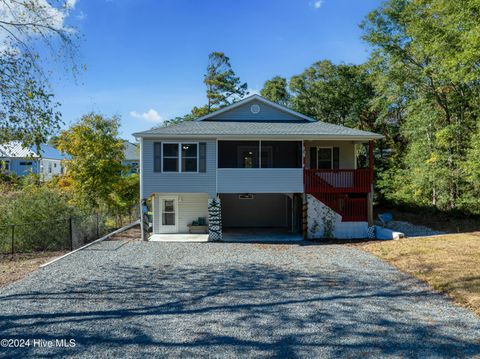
[0,206,139,255]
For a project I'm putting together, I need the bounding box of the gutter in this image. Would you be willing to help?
[133,134,385,141]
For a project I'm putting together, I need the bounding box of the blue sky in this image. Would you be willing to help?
[55,0,383,140]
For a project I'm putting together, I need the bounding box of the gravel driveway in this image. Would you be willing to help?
[1,239,479,358]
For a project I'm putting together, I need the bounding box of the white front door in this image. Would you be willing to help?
[159,197,178,233]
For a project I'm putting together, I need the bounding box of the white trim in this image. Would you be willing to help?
[215,139,218,195]
[139,137,145,240]
[193,94,316,122]
[152,194,157,234]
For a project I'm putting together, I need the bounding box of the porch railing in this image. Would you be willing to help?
[304,169,371,194]
[312,193,368,222]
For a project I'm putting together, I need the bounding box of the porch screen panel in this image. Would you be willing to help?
[261,141,302,168]
[218,141,259,168]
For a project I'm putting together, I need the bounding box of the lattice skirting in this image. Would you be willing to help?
[208,197,222,241]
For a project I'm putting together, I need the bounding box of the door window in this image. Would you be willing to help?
[162,200,176,225]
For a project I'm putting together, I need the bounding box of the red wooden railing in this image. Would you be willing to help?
[304,169,371,194]
[313,193,368,222]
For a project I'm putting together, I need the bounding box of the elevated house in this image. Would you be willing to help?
[0,141,68,180]
[133,95,383,240]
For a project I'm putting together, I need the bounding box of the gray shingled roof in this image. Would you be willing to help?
[123,141,139,160]
[133,120,383,139]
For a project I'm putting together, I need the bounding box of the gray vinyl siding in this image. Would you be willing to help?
[217,168,303,193]
[40,159,63,180]
[209,99,305,122]
[141,138,216,198]
[153,193,209,234]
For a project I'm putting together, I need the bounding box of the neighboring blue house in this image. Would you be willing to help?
[0,141,69,180]
[122,141,139,174]
[133,95,383,240]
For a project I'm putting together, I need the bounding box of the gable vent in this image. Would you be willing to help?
[250,104,260,114]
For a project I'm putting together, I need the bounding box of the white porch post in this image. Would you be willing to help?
[139,137,146,241]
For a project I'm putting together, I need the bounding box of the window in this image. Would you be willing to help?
[317,148,333,169]
[181,144,198,172]
[48,164,52,173]
[20,161,33,166]
[162,143,179,172]
[162,200,175,225]
[162,143,198,173]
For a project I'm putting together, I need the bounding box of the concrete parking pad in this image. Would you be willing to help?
[0,240,479,358]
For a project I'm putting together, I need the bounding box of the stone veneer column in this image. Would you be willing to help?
[208,197,222,241]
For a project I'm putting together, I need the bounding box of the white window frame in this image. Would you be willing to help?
[317,146,333,170]
[161,142,199,173]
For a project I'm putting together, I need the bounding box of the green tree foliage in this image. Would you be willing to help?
[260,76,290,105]
[161,51,247,127]
[0,51,62,147]
[205,52,248,110]
[0,0,78,148]
[108,173,140,224]
[57,114,125,209]
[289,60,377,129]
[362,0,480,213]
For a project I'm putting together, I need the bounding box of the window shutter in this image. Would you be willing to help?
[154,142,162,172]
[199,142,207,172]
[309,147,317,169]
[333,147,340,169]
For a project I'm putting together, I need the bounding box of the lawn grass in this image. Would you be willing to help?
[359,233,480,317]
[0,251,65,287]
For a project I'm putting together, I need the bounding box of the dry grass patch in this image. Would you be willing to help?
[0,251,65,287]
[360,233,480,316]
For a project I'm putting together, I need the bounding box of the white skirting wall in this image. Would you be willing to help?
[307,194,368,239]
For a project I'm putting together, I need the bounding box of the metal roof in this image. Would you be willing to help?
[0,141,69,160]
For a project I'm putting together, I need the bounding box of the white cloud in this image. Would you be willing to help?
[129,109,163,123]
[309,0,323,9]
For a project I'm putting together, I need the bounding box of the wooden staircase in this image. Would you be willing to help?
[311,193,368,222]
